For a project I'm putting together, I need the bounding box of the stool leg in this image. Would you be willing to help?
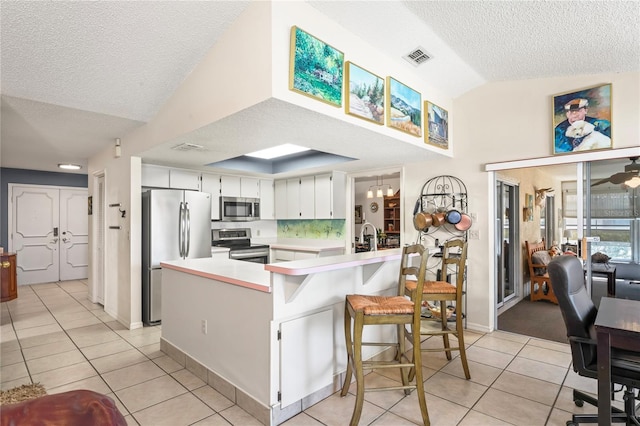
[440,301,452,360]
[349,311,365,426]
[456,307,471,380]
[341,303,353,397]
[397,324,411,395]
[412,316,430,426]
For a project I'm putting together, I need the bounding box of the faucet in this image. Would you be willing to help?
[360,221,377,252]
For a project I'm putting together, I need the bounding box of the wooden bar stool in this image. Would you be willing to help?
[406,239,471,380]
[341,244,430,425]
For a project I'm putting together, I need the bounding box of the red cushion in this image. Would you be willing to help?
[1,390,126,426]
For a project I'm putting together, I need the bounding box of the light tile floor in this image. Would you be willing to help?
[0,280,616,425]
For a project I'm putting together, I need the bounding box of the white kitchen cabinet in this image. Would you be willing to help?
[274,180,287,219]
[169,169,201,191]
[201,173,221,220]
[220,176,241,197]
[315,171,346,219]
[141,164,170,188]
[240,177,260,198]
[259,179,274,220]
[286,176,314,219]
[286,178,299,219]
[279,309,333,407]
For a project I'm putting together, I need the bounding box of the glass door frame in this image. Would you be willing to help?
[495,179,519,308]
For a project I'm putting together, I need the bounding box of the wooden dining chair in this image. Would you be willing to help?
[341,244,430,426]
[525,239,558,304]
[406,239,471,380]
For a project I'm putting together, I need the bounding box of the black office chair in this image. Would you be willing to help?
[548,255,640,425]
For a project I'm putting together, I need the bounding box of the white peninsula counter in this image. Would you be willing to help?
[160,249,403,425]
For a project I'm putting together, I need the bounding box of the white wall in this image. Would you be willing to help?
[88,1,276,328]
[401,71,640,332]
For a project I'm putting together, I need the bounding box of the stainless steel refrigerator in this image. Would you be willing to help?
[142,189,211,325]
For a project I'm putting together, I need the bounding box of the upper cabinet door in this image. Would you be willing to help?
[299,176,315,219]
[201,173,221,220]
[169,169,201,191]
[141,164,170,188]
[274,180,287,219]
[314,174,332,219]
[259,179,275,220]
[240,178,260,198]
[220,176,241,197]
[286,178,300,219]
[315,172,346,219]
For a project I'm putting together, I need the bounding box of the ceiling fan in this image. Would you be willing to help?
[591,157,640,188]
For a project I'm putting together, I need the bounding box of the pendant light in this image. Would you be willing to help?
[367,176,394,198]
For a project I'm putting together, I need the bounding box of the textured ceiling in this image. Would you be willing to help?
[1,1,638,176]
[404,0,640,82]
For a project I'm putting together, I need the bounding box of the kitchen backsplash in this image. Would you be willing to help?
[277,220,346,239]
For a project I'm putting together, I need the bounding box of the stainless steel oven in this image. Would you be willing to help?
[211,228,269,264]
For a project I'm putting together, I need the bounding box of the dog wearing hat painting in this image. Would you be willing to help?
[553,84,612,154]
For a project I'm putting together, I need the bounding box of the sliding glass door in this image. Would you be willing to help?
[496,180,518,307]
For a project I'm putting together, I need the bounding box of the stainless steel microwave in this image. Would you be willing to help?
[220,196,260,221]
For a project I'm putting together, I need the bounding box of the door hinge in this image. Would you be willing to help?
[277,391,281,402]
[277,330,281,340]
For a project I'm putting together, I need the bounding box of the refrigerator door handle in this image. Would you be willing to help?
[185,202,191,257]
[178,202,185,258]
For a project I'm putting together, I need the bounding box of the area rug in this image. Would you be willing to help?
[0,383,46,405]
[498,298,568,344]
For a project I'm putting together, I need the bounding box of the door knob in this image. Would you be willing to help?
[2,262,10,269]
[51,238,58,243]
[62,238,68,242]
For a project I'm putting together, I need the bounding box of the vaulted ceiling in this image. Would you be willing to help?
[1,1,638,176]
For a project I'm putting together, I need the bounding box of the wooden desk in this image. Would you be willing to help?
[594,297,640,425]
[590,264,617,298]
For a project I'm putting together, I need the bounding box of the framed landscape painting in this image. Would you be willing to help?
[424,100,448,149]
[552,83,612,154]
[345,62,384,125]
[386,77,421,137]
[289,26,344,107]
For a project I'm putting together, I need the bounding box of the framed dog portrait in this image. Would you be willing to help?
[552,83,612,155]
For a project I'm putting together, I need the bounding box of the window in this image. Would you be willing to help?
[562,181,639,263]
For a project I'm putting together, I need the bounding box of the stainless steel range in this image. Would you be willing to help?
[211,228,270,264]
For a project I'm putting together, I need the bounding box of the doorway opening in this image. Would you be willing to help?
[352,170,401,253]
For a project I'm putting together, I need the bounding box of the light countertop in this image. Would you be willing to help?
[161,257,271,292]
[161,249,402,292]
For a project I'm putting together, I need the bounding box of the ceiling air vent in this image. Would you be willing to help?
[403,47,432,67]
[171,143,205,151]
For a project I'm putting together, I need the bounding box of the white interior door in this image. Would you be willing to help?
[11,185,60,285]
[60,189,89,280]
[10,184,88,285]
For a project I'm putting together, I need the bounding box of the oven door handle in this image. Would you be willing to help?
[229,249,269,259]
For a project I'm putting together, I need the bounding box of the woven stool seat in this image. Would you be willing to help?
[406,280,456,294]
[346,294,413,315]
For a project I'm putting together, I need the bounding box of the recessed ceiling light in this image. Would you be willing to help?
[58,163,82,170]
[245,144,310,160]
